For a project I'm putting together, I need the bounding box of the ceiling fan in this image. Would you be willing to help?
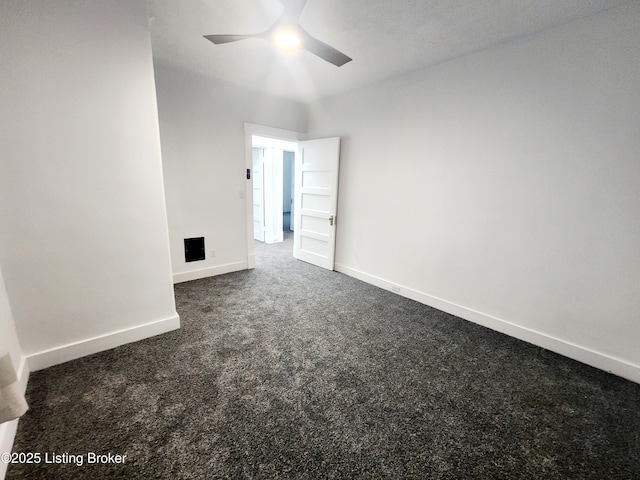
[203,0,352,67]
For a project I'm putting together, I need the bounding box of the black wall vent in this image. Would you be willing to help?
[184,237,205,262]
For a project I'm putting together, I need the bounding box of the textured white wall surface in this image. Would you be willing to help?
[154,65,308,280]
[0,0,179,365]
[308,3,640,381]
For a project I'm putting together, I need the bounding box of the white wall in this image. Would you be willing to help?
[153,65,308,282]
[0,0,179,370]
[0,264,29,479]
[308,2,640,382]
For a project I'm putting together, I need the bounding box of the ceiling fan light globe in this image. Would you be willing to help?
[274,30,301,49]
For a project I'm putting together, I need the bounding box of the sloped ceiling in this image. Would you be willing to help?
[147,0,629,103]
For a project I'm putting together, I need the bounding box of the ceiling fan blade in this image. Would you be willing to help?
[279,0,308,22]
[298,27,352,67]
[203,34,254,45]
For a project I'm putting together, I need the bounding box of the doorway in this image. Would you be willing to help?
[244,123,303,269]
[251,135,297,245]
[244,123,341,272]
[283,151,294,232]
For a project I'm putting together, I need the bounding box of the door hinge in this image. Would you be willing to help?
[246,168,251,180]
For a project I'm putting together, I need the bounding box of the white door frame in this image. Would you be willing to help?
[244,123,305,269]
[251,147,266,242]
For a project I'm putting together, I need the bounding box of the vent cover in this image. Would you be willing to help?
[184,237,205,262]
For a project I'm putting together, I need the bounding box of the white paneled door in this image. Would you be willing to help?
[293,137,340,270]
[252,148,265,242]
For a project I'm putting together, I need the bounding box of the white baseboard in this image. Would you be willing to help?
[1,355,30,480]
[173,261,248,284]
[26,314,180,372]
[335,263,640,384]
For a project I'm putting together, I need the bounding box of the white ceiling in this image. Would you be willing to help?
[147,0,629,104]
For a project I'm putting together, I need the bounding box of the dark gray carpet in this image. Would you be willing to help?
[8,233,640,479]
